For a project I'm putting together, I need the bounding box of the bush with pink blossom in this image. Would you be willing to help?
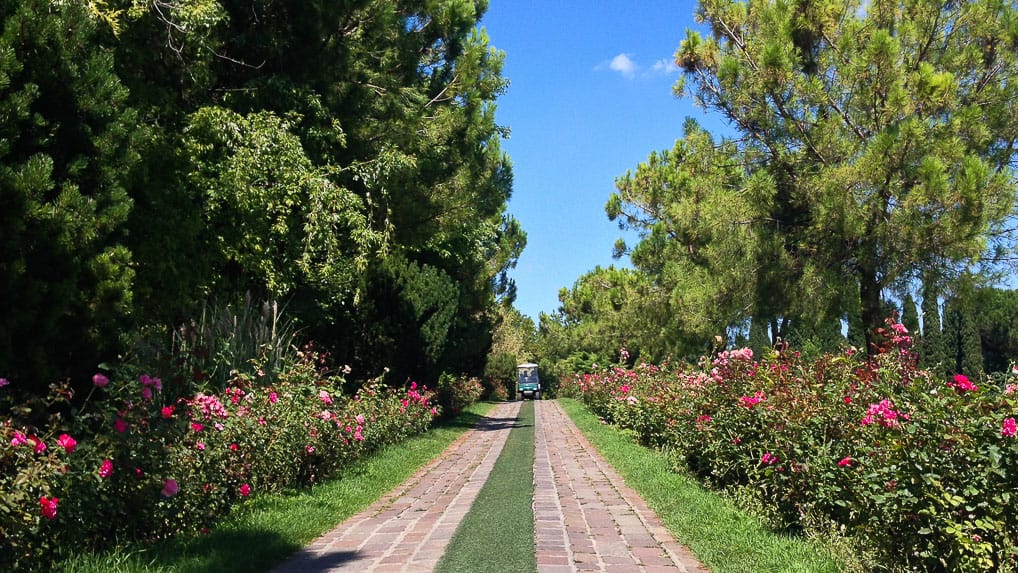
[571,320,1018,571]
[0,349,438,571]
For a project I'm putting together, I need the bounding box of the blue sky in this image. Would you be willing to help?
[479,2,719,322]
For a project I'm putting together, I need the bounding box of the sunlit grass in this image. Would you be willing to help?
[557,398,849,573]
[55,401,499,573]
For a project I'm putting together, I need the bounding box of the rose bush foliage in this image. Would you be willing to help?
[566,322,1018,571]
[0,353,438,571]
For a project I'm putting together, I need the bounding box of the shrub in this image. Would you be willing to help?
[571,320,1018,571]
[0,349,438,571]
[436,373,484,415]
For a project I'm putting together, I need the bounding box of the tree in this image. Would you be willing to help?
[749,317,772,356]
[919,276,946,373]
[943,288,985,377]
[0,0,142,392]
[488,305,537,365]
[115,0,523,383]
[608,0,1017,351]
[969,287,1018,374]
[901,294,921,338]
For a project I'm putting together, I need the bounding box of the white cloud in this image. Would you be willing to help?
[608,53,638,78]
[651,58,679,75]
[597,53,678,79]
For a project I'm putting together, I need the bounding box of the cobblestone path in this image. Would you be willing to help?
[272,399,708,572]
[272,401,522,573]
[533,400,708,573]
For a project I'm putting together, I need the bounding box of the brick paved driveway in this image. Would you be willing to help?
[272,399,708,572]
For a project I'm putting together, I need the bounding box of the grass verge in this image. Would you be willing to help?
[55,401,500,573]
[435,400,536,573]
[557,398,849,573]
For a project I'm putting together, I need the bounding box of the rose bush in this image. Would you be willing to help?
[0,350,438,571]
[435,373,484,415]
[567,322,1018,571]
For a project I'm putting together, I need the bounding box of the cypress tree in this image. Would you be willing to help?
[942,296,964,377]
[961,311,985,377]
[749,316,771,357]
[901,294,921,337]
[920,280,946,374]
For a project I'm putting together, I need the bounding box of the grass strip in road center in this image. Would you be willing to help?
[435,399,536,573]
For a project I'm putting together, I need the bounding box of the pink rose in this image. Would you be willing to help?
[1002,417,1017,438]
[39,496,59,519]
[57,433,76,454]
[161,478,179,498]
[92,373,109,387]
[114,418,128,433]
[99,459,113,478]
[949,374,978,393]
[239,483,251,497]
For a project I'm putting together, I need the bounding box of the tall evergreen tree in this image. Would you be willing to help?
[0,0,142,392]
[608,0,1018,350]
[970,287,1018,374]
[919,278,946,373]
[961,311,985,377]
[749,317,772,357]
[943,295,963,376]
[901,294,921,337]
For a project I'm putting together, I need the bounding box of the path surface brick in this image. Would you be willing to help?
[272,401,522,573]
[273,399,709,572]
[534,400,709,573]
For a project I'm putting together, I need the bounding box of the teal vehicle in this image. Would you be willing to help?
[516,363,541,400]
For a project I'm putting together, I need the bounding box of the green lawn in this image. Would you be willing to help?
[557,398,851,573]
[435,399,536,573]
[55,401,499,573]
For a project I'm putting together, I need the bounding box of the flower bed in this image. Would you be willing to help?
[1,356,439,571]
[565,322,1018,571]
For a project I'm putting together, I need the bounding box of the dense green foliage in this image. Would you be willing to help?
[484,304,536,395]
[2,2,522,564]
[1,354,440,571]
[558,399,848,573]
[1,0,524,397]
[567,329,1018,571]
[0,0,141,386]
[593,0,1016,355]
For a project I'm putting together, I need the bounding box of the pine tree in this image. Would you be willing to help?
[0,0,140,393]
[608,0,1018,350]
